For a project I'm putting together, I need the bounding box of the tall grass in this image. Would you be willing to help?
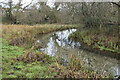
[2,24,78,48]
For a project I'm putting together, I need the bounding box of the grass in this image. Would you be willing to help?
[2,24,78,48]
[2,39,57,78]
[2,24,109,78]
[69,26,119,53]
[2,24,78,78]
[2,41,106,78]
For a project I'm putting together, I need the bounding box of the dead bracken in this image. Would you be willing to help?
[16,50,53,63]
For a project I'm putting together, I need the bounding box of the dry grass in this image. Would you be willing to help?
[16,49,54,63]
[2,24,77,48]
[49,56,104,78]
[2,24,77,34]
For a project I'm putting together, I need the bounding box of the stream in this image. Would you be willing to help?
[37,29,120,77]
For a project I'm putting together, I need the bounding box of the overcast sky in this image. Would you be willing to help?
[0,0,55,8]
[0,0,118,3]
[0,0,118,7]
[0,0,37,6]
[0,0,36,4]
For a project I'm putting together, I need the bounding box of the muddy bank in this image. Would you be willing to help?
[78,42,120,60]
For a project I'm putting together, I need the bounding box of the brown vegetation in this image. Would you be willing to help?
[16,50,53,63]
[2,24,77,48]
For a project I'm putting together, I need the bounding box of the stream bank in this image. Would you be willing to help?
[2,24,119,78]
[37,29,119,77]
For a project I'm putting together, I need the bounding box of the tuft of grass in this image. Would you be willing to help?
[16,50,54,64]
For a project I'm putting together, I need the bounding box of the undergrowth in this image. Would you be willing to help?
[69,26,119,53]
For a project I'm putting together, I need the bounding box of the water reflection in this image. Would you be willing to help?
[55,29,81,48]
[40,37,57,56]
[38,29,119,77]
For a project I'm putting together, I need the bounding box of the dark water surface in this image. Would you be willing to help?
[37,29,119,77]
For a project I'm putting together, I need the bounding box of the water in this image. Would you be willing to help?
[37,29,119,77]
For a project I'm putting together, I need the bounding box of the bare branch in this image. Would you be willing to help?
[22,0,33,10]
[0,2,8,5]
[111,2,120,8]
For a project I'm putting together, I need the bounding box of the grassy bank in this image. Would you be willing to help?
[69,26,119,53]
[2,24,107,78]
